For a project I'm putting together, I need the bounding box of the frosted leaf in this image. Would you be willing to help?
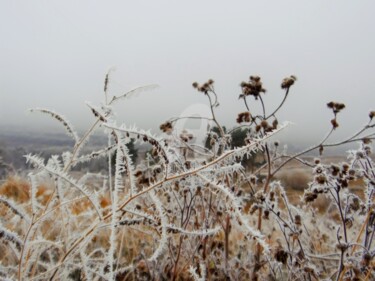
[0,196,30,224]
[29,108,79,143]
[148,190,168,262]
[0,222,23,250]
[25,154,102,219]
[110,84,159,104]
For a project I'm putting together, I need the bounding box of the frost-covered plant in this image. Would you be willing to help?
[0,72,374,281]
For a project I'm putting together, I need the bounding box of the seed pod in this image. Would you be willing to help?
[331,118,339,129]
[294,215,302,226]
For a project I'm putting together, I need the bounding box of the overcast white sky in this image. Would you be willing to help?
[1,1,374,145]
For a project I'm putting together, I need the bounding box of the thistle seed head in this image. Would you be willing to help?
[281,75,297,89]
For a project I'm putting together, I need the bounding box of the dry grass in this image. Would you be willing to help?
[0,176,30,203]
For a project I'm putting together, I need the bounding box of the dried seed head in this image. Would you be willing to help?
[192,79,214,94]
[272,119,278,129]
[281,75,297,89]
[361,253,372,267]
[180,130,194,142]
[330,164,340,176]
[364,145,372,155]
[344,217,353,228]
[274,248,289,264]
[236,111,251,123]
[341,179,349,188]
[369,110,375,120]
[335,103,345,111]
[356,151,364,159]
[313,165,324,174]
[255,190,266,202]
[315,174,327,185]
[327,101,346,113]
[260,120,268,129]
[342,162,350,172]
[362,137,372,144]
[327,101,335,109]
[294,215,302,226]
[303,191,318,203]
[348,169,356,177]
[269,191,275,201]
[160,121,173,133]
[250,175,257,184]
[241,75,266,98]
[331,118,339,129]
[263,209,270,219]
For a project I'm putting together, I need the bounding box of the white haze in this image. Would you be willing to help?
[0,1,374,146]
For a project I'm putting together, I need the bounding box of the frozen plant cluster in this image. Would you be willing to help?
[0,73,374,280]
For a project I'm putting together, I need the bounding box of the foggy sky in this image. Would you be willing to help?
[1,1,375,145]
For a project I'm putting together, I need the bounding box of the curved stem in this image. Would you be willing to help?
[169,116,214,123]
[271,126,341,177]
[65,118,102,172]
[258,96,266,118]
[207,93,224,138]
[18,216,35,281]
[243,96,250,111]
[265,88,289,119]
[206,91,226,156]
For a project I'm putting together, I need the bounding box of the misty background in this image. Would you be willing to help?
[1,1,374,148]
